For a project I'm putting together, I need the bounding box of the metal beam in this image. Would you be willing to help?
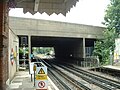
[34,0,40,12]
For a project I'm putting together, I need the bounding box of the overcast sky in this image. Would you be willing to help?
[9,0,110,27]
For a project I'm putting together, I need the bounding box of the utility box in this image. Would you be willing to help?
[35,62,48,90]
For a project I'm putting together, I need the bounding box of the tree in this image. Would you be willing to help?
[93,29,116,65]
[93,0,120,65]
[104,0,120,34]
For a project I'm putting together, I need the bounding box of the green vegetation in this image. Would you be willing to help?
[19,47,54,59]
[32,47,54,55]
[19,47,29,59]
[93,0,120,65]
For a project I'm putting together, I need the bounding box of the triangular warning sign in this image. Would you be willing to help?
[38,68,45,74]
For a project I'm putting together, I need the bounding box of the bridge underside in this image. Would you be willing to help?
[30,36,95,61]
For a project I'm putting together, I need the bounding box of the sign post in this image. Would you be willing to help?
[29,62,36,82]
[34,64,36,86]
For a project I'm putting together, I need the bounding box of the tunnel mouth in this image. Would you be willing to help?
[31,36,84,59]
[31,36,96,60]
[18,36,96,66]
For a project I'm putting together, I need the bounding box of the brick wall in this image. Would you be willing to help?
[0,1,9,90]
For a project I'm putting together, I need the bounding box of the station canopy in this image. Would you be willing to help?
[8,0,79,16]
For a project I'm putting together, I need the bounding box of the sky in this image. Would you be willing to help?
[9,0,110,27]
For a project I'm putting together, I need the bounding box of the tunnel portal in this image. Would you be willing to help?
[31,36,95,60]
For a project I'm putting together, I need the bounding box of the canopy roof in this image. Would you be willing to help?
[8,0,79,16]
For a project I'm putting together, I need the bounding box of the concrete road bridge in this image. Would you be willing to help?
[9,17,105,61]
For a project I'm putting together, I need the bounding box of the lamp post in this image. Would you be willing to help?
[23,46,26,67]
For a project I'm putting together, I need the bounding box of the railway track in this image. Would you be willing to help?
[55,63,120,90]
[48,68,71,90]
[49,67,91,90]
[42,59,91,90]
[35,58,120,90]
[72,65,120,88]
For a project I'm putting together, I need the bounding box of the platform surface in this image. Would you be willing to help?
[6,71,59,90]
[103,65,120,70]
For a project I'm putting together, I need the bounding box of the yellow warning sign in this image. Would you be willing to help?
[38,68,45,74]
[36,75,47,80]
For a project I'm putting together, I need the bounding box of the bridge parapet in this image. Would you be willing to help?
[9,17,105,39]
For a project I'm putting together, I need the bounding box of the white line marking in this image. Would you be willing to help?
[48,76,59,90]
[48,86,52,90]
